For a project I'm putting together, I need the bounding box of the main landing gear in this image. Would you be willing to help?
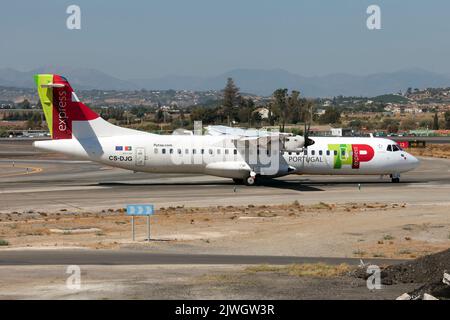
[245,171,257,186]
[390,173,401,183]
[233,172,257,186]
[245,176,256,186]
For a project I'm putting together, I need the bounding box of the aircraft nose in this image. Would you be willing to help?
[408,154,420,169]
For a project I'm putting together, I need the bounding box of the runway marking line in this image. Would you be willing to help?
[0,164,43,178]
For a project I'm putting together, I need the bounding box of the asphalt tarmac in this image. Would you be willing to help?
[0,249,406,266]
[0,156,449,213]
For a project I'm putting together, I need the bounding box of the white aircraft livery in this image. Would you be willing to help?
[33,74,420,185]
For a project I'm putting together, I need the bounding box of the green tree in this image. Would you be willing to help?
[400,118,417,131]
[222,78,239,125]
[155,109,165,123]
[287,90,303,124]
[272,88,288,131]
[382,118,400,133]
[432,112,439,130]
[445,111,450,130]
[348,119,363,130]
[17,99,31,109]
[236,97,255,125]
[318,107,341,124]
[419,118,433,129]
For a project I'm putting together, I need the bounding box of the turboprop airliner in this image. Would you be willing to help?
[33,74,420,185]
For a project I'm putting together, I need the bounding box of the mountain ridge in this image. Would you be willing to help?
[1,66,450,97]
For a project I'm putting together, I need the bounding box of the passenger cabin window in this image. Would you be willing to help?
[326,150,330,156]
[311,150,315,156]
[162,148,166,154]
[233,149,237,155]
[225,149,229,155]
[154,148,158,154]
[319,150,323,156]
[177,149,182,154]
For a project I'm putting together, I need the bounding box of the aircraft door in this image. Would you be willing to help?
[136,147,145,166]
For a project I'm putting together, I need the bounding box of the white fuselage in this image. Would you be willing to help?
[33,119,420,180]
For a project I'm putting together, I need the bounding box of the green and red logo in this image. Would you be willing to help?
[328,144,374,169]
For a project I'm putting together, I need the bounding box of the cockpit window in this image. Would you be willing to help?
[392,145,400,152]
[387,145,392,152]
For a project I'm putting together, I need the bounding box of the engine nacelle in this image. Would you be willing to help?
[204,161,251,179]
[284,135,305,150]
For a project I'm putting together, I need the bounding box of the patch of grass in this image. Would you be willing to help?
[0,239,9,246]
[353,249,366,256]
[398,249,412,255]
[372,253,385,258]
[245,263,351,278]
[313,202,333,210]
[286,263,351,277]
[383,234,395,241]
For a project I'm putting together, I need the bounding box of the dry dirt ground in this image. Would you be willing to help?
[0,140,449,299]
[407,144,450,159]
[1,202,449,260]
[0,264,419,300]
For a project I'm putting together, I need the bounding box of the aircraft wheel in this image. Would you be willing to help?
[233,178,244,184]
[390,173,400,183]
[245,176,256,186]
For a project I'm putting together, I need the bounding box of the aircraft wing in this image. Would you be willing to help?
[206,125,305,150]
[206,125,290,138]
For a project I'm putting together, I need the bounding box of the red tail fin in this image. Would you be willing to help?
[35,74,99,139]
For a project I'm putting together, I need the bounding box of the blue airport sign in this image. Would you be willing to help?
[126,204,154,216]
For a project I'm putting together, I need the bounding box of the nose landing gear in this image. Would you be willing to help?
[390,173,400,183]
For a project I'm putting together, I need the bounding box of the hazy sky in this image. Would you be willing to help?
[1,0,450,79]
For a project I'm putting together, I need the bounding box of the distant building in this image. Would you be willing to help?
[330,128,353,137]
[254,107,269,119]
